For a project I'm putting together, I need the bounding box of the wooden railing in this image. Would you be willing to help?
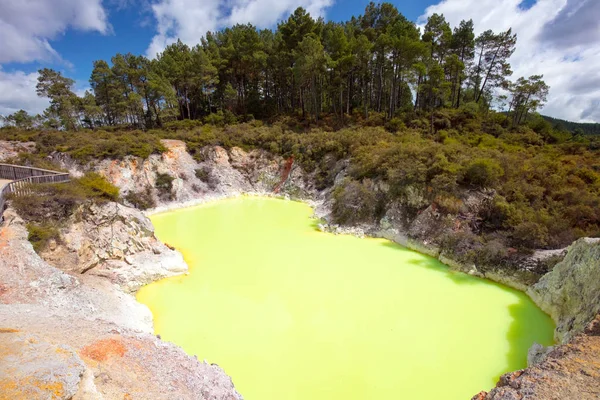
[0,164,70,220]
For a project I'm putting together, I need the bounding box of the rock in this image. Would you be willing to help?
[527,238,600,342]
[48,239,57,251]
[585,314,600,336]
[207,145,230,165]
[73,368,103,400]
[51,141,315,211]
[40,202,188,293]
[0,209,153,332]
[527,342,553,366]
[0,331,86,400]
[477,334,600,400]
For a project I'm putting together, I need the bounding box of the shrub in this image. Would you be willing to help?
[385,118,405,133]
[479,195,510,232]
[462,158,504,188]
[204,111,225,126]
[439,231,482,262]
[433,112,451,131]
[163,119,203,131]
[459,102,480,119]
[434,194,463,214]
[473,239,510,267]
[7,153,65,171]
[408,117,430,131]
[239,114,255,123]
[195,167,219,190]
[512,221,549,249]
[195,167,210,182]
[125,187,156,210]
[10,182,86,221]
[77,172,119,201]
[332,179,379,225]
[223,110,238,125]
[364,112,385,127]
[155,172,174,198]
[27,222,60,252]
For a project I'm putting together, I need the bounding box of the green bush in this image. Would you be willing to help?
[439,231,482,263]
[473,239,510,267]
[463,158,504,188]
[163,119,203,131]
[223,110,238,125]
[195,167,210,182]
[125,187,156,210]
[385,118,405,133]
[27,222,60,252]
[10,183,85,221]
[0,129,165,162]
[364,112,386,127]
[512,221,549,249]
[77,172,119,201]
[433,112,451,131]
[332,179,379,225]
[433,194,463,214]
[6,153,66,171]
[204,111,225,126]
[155,172,174,198]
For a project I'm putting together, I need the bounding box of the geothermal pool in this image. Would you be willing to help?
[137,197,554,400]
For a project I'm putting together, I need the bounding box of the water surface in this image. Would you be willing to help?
[137,197,554,400]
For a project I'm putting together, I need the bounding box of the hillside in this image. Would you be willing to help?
[2,107,599,269]
[542,115,600,136]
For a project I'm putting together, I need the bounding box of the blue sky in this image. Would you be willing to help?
[0,0,599,122]
[2,0,440,86]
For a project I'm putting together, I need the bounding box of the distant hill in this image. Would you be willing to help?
[542,115,600,135]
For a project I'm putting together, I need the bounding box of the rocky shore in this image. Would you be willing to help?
[1,139,598,399]
[0,208,241,400]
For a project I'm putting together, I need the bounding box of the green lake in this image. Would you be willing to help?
[137,196,554,400]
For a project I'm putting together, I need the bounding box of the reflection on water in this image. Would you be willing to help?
[137,197,554,400]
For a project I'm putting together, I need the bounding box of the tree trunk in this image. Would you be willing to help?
[476,45,500,104]
[347,73,351,115]
[456,77,463,108]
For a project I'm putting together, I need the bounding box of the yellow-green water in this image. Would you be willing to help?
[137,197,554,400]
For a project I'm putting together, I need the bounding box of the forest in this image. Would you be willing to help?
[542,115,600,136]
[1,3,550,130]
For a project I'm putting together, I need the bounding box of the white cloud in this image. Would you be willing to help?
[146,0,333,58]
[146,0,222,58]
[0,68,49,117]
[0,0,110,64]
[419,0,600,122]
